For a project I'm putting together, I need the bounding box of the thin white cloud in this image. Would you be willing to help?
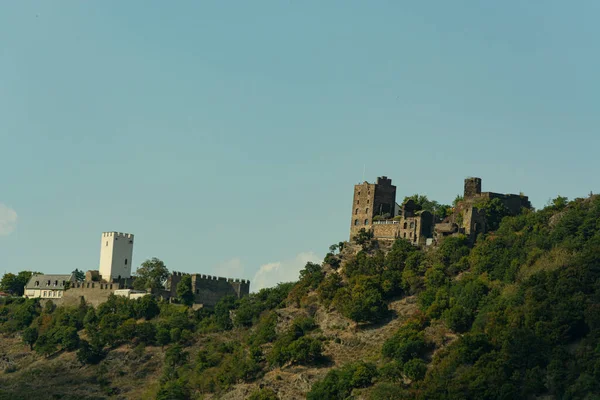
[0,204,17,236]
[252,251,321,292]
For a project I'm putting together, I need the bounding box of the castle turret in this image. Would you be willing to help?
[464,177,482,199]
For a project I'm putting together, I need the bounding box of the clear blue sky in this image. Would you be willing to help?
[2,1,599,289]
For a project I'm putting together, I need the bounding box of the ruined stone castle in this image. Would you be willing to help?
[350,176,531,244]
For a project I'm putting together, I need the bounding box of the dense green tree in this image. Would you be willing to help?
[335,276,387,323]
[34,333,57,357]
[248,388,278,400]
[317,273,343,306]
[136,322,157,345]
[403,358,427,381]
[353,228,374,247]
[76,338,106,365]
[156,324,171,348]
[0,271,36,296]
[22,326,38,350]
[176,275,195,306]
[214,295,236,331]
[307,362,377,400]
[165,344,189,367]
[156,379,190,400]
[72,269,85,282]
[133,258,169,290]
[134,295,160,320]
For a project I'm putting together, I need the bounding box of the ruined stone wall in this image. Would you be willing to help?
[485,192,531,214]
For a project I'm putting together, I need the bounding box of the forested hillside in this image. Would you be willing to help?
[1,195,600,399]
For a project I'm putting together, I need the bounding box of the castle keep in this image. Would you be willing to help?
[350,176,531,244]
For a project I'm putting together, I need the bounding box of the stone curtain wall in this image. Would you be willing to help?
[52,282,123,307]
[167,272,250,307]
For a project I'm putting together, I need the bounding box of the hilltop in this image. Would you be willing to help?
[1,194,600,399]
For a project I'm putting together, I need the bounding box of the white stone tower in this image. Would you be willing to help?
[99,232,134,282]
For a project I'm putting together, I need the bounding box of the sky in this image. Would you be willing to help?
[2,1,599,290]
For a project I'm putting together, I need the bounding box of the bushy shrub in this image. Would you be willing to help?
[248,388,278,400]
[307,361,377,400]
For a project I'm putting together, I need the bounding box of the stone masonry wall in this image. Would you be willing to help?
[60,282,123,307]
[372,224,399,240]
[167,272,250,307]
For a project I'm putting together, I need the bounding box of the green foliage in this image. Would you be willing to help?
[136,321,157,345]
[133,257,169,290]
[22,326,38,350]
[324,252,341,269]
[0,271,36,296]
[288,262,325,306]
[382,316,429,364]
[176,275,195,306]
[353,228,374,247]
[474,197,511,231]
[317,273,343,306]
[403,194,450,219]
[34,332,58,356]
[368,383,407,399]
[234,283,295,327]
[72,269,85,282]
[43,300,56,314]
[268,316,322,366]
[156,379,190,400]
[307,361,377,400]
[403,358,427,381]
[165,344,189,368]
[453,195,464,207]
[135,295,160,320]
[249,311,278,345]
[248,388,278,400]
[213,295,236,330]
[547,195,568,211]
[76,338,106,365]
[334,275,388,323]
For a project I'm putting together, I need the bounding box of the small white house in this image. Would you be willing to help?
[23,274,75,299]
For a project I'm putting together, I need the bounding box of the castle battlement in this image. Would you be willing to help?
[72,281,121,290]
[166,271,250,307]
[102,232,134,239]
